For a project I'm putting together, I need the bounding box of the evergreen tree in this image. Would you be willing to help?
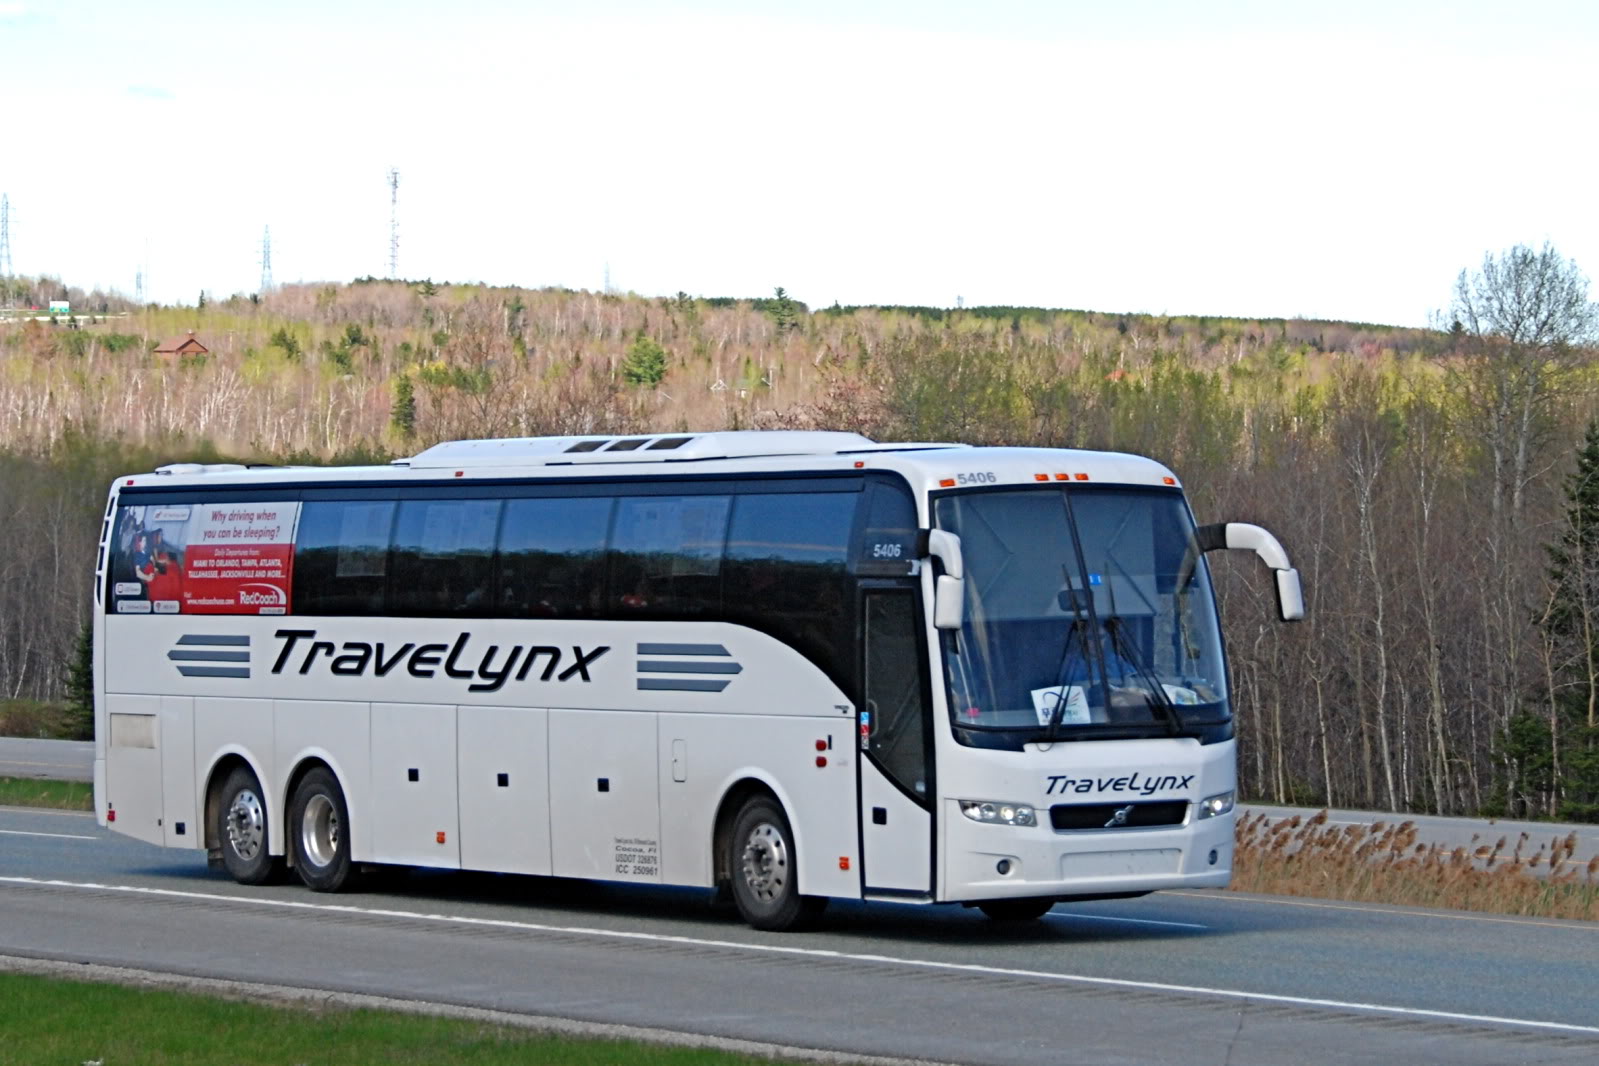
[64,620,94,740]
[390,375,417,440]
[770,287,798,333]
[1529,417,1599,820]
[621,332,668,387]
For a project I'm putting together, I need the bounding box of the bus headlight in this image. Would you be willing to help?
[959,800,1036,826]
[1196,791,1234,819]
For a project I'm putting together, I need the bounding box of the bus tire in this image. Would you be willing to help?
[217,766,280,885]
[289,767,355,892]
[728,796,826,931]
[978,897,1056,922]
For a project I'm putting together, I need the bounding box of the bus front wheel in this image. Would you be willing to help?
[217,766,280,885]
[728,796,826,932]
[289,767,355,892]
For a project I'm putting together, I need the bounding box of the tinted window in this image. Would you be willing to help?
[725,492,855,685]
[609,496,731,617]
[865,591,930,801]
[389,499,502,616]
[498,497,614,617]
[854,480,919,576]
[293,500,396,615]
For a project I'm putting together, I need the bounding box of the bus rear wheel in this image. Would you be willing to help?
[217,766,281,885]
[978,897,1056,922]
[728,796,826,932]
[289,767,355,892]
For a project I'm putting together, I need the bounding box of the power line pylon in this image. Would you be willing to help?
[260,225,273,293]
[0,194,14,280]
[387,167,400,279]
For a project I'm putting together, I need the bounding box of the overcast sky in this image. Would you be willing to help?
[2,0,1595,325]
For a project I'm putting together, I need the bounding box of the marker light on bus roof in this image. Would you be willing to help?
[1033,473,1048,482]
[940,478,955,487]
[1054,473,1069,481]
[1074,473,1089,481]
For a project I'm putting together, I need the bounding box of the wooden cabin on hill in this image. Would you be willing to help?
[154,331,209,362]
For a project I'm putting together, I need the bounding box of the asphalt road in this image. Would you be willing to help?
[0,738,93,781]
[3,804,1597,1065]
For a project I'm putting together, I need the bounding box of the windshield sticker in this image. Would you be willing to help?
[1031,685,1090,726]
[1161,684,1200,705]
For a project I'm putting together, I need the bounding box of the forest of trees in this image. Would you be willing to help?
[3,244,1597,820]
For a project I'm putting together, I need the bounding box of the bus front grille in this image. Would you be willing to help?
[1049,800,1189,831]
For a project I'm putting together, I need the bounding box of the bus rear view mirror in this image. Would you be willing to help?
[1275,568,1305,622]
[934,575,965,630]
[1190,521,1305,623]
[922,529,965,630]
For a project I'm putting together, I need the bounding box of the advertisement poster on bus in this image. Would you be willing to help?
[109,501,301,615]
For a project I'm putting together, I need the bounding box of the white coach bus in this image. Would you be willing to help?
[93,431,1302,930]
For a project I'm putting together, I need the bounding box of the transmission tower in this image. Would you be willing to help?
[387,167,400,278]
[0,194,14,280]
[260,225,273,293]
[134,267,144,305]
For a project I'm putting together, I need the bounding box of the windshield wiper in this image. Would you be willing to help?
[1101,615,1179,734]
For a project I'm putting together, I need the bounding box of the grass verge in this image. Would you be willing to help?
[0,776,93,811]
[0,970,818,1066]
[1231,810,1599,921]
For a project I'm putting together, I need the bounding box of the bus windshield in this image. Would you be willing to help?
[934,486,1229,743]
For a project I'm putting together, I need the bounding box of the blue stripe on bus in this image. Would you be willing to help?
[637,660,742,674]
[637,678,730,692]
[636,643,729,656]
[176,634,251,646]
[167,650,251,663]
[175,666,251,678]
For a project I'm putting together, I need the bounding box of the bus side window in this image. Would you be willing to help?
[293,500,397,615]
[724,491,855,686]
[853,480,919,577]
[609,495,730,617]
[389,499,502,616]
[498,497,614,618]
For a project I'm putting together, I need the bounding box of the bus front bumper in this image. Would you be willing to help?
[940,807,1235,902]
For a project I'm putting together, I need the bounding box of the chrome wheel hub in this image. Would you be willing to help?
[226,788,265,861]
[740,822,788,902]
[300,793,340,868]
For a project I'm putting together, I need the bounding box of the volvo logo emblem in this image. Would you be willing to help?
[1104,804,1135,828]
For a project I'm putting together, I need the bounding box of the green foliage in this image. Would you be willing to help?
[768,287,800,332]
[416,361,492,395]
[621,332,668,387]
[64,622,93,740]
[391,375,417,440]
[268,326,303,361]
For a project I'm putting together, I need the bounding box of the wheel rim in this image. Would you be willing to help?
[739,821,789,903]
[300,793,339,869]
[226,788,265,861]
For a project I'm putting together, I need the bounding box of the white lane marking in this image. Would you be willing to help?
[2,877,1596,1037]
[0,829,97,841]
[1175,891,1599,932]
[0,806,94,818]
[1049,911,1206,930]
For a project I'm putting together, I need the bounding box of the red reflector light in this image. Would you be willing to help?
[1054,473,1069,481]
[816,756,828,768]
[815,739,827,751]
[1033,473,1049,482]
[436,831,447,844]
[1163,476,1176,485]
[854,461,865,469]
[939,478,955,487]
[107,809,116,822]
[839,856,851,870]
[454,471,464,478]
[125,479,134,486]
[1074,473,1089,481]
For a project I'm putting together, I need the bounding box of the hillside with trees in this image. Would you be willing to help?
[3,243,1597,821]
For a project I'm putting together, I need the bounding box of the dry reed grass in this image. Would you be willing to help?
[1231,810,1599,920]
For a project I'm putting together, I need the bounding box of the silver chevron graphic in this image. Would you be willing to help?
[168,634,251,678]
[635,642,742,692]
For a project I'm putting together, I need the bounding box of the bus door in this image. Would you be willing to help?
[858,587,935,897]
